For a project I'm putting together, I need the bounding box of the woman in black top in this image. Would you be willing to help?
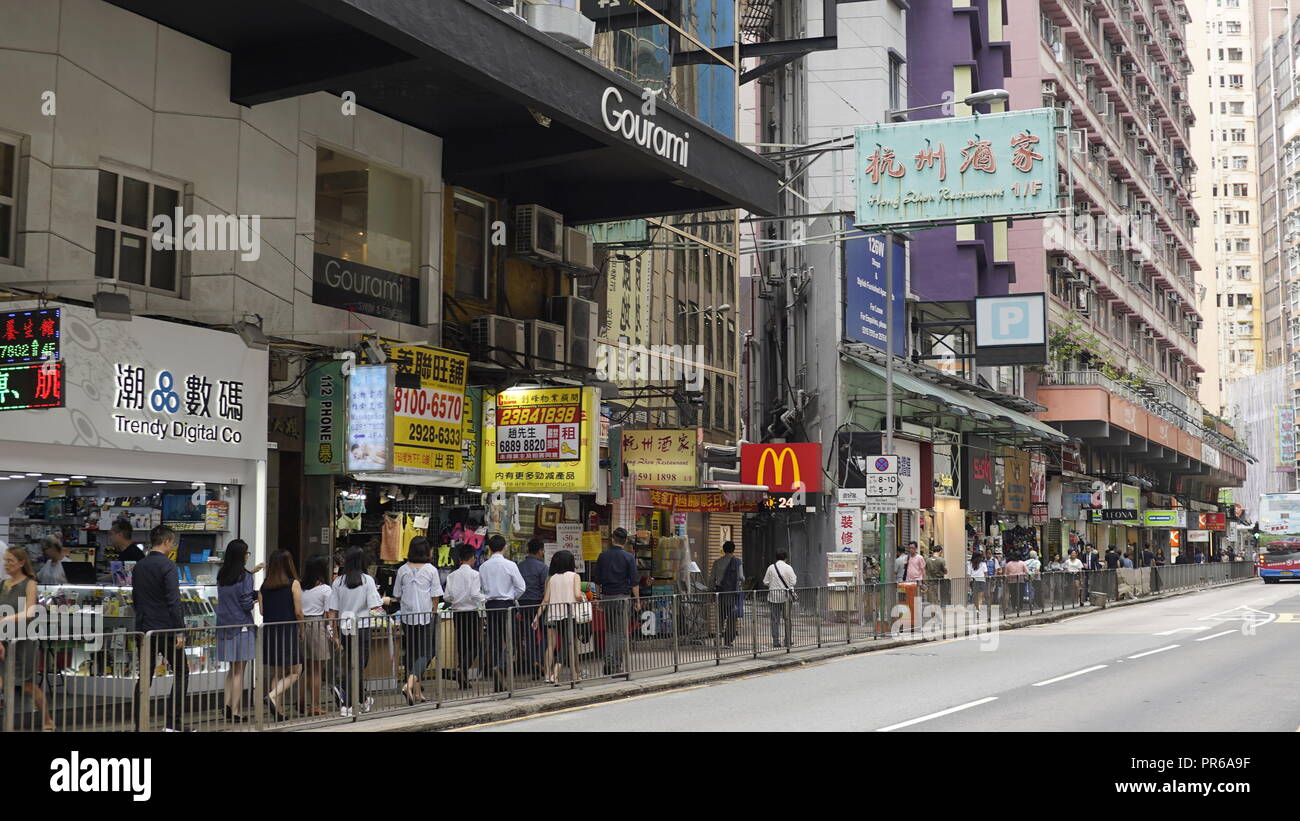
[258,550,303,720]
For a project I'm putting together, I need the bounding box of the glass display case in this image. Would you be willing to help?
[36,583,224,697]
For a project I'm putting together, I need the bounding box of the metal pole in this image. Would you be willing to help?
[884,233,896,585]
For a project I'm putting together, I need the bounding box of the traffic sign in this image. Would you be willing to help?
[838,488,868,506]
[863,498,898,514]
[867,454,900,474]
[866,474,900,496]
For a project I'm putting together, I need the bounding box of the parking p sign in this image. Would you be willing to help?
[974,293,1047,366]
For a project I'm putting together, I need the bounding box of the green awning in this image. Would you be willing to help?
[845,356,1070,444]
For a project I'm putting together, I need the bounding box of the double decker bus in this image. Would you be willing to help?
[1257,493,1300,583]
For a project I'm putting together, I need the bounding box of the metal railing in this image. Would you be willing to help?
[0,563,1255,732]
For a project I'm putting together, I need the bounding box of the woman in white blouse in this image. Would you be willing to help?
[531,550,582,685]
[325,547,383,717]
[385,537,443,704]
[297,555,333,717]
[969,549,988,609]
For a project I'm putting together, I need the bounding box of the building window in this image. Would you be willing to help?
[0,138,15,264]
[1234,238,1250,252]
[727,318,736,371]
[1236,265,1252,279]
[1230,128,1247,141]
[451,192,490,300]
[1230,101,1245,115]
[1226,21,1242,34]
[1229,75,1244,87]
[1226,48,1244,61]
[1235,210,1250,223]
[1232,155,1248,169]
[95,168,181,293]
[1232,183,1249,196]
[888,51,905,113]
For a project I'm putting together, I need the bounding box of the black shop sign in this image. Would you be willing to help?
[1089,509,1139,522]
[312,253,417,325]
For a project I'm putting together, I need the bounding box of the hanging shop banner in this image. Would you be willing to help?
[1121,484,1141,511]
[387,344,468,481]
[740,443,824,493]
[621,428,698,487]
[1197,512,1226,531]
[608,422,624,500]
[602,253,652,347]
[1142,509,1187,528]
[305,361,345,475]
[1,307,60,363]
[836,506,863,553]
[482,386,600,492]
[347,366,393,472]
[1187,529,1211,543]
[1031,502,1049,525]
[1274,405,1294,467]
[932,439,959,498]
[894,438,921,509]
[961,434,996,512]
[1001,448,1031,514]
[0,302,267,460]
[1030,453,1047,505]
[843,230,907,353]
[854,108,1059,228]
[647,488,759,513]
[461,386,483,488]
[1090,509,1139,522]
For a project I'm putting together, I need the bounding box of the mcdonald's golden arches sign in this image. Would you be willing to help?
[740,443,823,493]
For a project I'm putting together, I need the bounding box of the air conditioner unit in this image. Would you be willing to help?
[469,314,528,368]
[1049,253,1071,270]
[1041,80,1059,95]
[563,227,595,270]
[1076,289,1091,313]
[513,204,564,262]
[522,1,595,50]
[1144,328,1156,339]
[1141,34,1153,45]
[524,319,566,371]
[1135,22,1148,35]
[1136,138,1150,151]
[1125,122,1140,136]
[1122,61,1137,74]
[549,295,599,371]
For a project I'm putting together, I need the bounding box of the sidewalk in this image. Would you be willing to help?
[301,577,1255,733]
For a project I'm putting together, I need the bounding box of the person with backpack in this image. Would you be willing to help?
[762,551,797,648]
[710,541,743,647]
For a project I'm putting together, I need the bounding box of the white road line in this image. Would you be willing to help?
[876,697,998,732]
[1195,630,1237,642]
[1154,626,1210,636]
[1128,644,1181,659]
[1031,664,1108,687]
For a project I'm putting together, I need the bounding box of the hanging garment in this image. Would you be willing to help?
[380,513,402,562]
[399,513,422,561]
[436,544,453,567]
[342,494,367,516]
[335,512,361,532]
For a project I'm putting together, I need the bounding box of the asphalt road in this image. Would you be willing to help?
[467,581,1300,732]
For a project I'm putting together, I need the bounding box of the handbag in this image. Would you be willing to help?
[573,576,593,624]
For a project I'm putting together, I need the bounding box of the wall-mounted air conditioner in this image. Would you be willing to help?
[1041,80,1058,95]
[470,314,528,369]
[549,295,599,371]
[525,319,565,371]
[564,228,595,270]
[513,204,564,262]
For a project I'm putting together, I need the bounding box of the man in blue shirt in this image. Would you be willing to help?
[594,527,640,676]
[479,534,525,692]
[516,538,549,678]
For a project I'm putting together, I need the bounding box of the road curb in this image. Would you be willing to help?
[301,578,1255,732]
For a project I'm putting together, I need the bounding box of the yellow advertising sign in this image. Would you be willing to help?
[581,531,603,562]
[482,386,600,492]
[621,428,697,487]
[387,344,469,479]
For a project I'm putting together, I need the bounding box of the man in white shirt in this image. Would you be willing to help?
[443,545,485,689]
[478,535,525,692]
[763,551,797,648]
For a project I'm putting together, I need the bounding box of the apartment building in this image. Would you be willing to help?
[1022,0,1248,525]
[1191,0,1266,409]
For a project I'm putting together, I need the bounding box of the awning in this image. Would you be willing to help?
[106,0,780,221]
[845,356,1071,445]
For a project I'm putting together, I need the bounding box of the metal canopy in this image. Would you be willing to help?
[106,0,780,222]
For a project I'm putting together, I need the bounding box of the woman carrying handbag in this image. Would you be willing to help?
[532,550,585,684]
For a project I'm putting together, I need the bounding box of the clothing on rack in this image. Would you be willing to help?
[381,513,402,563]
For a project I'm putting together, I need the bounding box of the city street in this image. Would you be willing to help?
[469,581,1300,732]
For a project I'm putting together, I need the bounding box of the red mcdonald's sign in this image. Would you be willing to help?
[741,443,823,492]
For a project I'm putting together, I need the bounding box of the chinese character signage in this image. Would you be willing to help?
[836,506,862,553]
[741,443,823,493]
[0,303,267,460]
[893,439,921,509]
[844,230,906,353]
[647,488,759,513]
[602,254,652,347]
[305,361,344,475]
[347,366,392,472]
[1197,513,1226,531]
[1,308,59,364]
[482,387,600,492]
[621,428,697,487]
[961,434,996,512]
[854,109,1059,228]
[387,343,469,482]
[461,386,483,488]
[0,361,64,411]
[1277,406,1296,467]
[1002,448,1031,514]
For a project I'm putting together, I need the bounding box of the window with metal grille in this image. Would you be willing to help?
[94,168,181,294]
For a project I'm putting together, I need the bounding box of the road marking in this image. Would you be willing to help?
[1276,613,1299,623]
[1031,664,1108,687]
[875,697,998,732]
[1195,630,1237,642]
[1127,644,1180,659]
[1154,626,1210,636]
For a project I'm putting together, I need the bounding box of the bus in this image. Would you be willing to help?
[1257,493,1300,583]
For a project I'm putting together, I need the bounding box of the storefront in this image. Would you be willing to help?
[0,302,267,695]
